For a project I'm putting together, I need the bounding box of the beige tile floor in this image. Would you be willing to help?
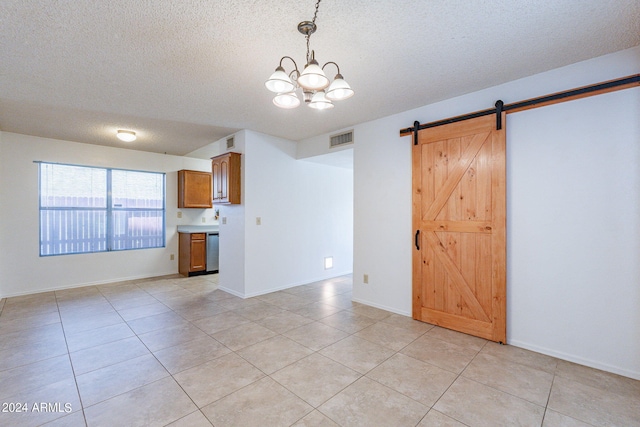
[0,274,639,427]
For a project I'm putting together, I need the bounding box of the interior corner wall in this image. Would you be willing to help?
[242,130,353,297]
[0,132,214,298]
[185,131,247,297]
[299,45,640,379]
[186,130,353,298]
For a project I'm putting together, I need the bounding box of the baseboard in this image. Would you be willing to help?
[0,272,179,299]
[217,286,245,298]
[221,271,353,299]
[351,296,411,317]
[508,338,640,381]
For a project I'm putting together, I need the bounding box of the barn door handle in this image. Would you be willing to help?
[415,230,420,250]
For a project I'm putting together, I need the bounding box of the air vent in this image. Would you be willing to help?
[330,130,354,148]
[226,136,235,150]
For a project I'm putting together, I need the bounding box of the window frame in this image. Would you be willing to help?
[37,161,166,256]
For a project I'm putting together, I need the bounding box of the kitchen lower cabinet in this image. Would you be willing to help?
[179,232,206,276]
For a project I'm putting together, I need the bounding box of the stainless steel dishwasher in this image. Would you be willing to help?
[206,232,219,273]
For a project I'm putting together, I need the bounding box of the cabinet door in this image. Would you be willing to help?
[178,170,212,208]
[211,152,241,205]
[190,235,206,271]
[212,160,221,202]
[220,157,229,203]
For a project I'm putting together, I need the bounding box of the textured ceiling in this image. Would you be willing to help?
[1,0,639,155]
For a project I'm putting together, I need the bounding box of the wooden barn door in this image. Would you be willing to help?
[412,113,506,342]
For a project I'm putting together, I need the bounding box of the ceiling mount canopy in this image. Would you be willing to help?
[265,0,354,110]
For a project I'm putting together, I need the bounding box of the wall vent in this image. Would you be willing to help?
[330,130,354,148]
[226,136,235,150]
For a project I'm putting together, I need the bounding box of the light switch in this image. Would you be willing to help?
[177,212,182,218]
[222,217,227,225]
[256,217,261,225]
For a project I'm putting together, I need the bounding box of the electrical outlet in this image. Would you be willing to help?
[202,217,206,223]
[222,217,227,225]
[256,217,261,225]
[170,254,175,260]
[177,212,182,218]
[363,274,369,284]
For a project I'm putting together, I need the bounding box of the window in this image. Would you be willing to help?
[39,163,165,256]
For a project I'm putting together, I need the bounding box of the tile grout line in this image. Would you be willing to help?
[120,283,208,423]
[416,337,488,427]
[222,297,363,427]
[53,289,89,427]
[8,274,629,427]
[68,277,216,424]
[540,374,556,427]
[91,280,370,420]
[74,282,177,421]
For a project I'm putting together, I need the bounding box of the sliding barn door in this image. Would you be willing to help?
[412,114,506,342]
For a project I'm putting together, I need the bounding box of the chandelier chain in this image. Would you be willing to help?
[306,0,322,63]
[311,0,321,26]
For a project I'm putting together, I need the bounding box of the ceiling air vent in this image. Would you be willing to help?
[226,136,235,150]
[330,130,354,149]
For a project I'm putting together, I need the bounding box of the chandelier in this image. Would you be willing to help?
[264,0,354,110]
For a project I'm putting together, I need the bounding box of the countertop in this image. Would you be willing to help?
[177,225,219,233]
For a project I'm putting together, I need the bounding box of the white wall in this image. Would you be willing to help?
[187,130,354,298]
[0,132,214,298]
[243,131,353,297]
[187,131,247,297]
[507,88,640,379]
[298,45,640,379]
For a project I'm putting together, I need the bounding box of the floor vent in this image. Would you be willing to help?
[226,136,235,150]
[330,130,354,148]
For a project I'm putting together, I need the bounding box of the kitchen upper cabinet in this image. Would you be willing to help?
[212,152,241,204]
[178,232,206,275]
[178,170,213,208]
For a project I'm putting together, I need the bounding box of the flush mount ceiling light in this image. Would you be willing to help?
[265,0,354,110]
[116,130,136,142]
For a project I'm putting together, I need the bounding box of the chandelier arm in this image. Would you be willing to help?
[289,69,300,83]
[279,56,300,74]
[321,61,341,75]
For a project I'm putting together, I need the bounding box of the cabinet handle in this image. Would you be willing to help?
[415,230,420,250]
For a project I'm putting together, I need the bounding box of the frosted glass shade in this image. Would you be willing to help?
[298,62,329,90]
[116,130,136,142]
[273,92,300,109]
[265,67,295,93]
[308,91,334,110]
[325,76,354,101]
